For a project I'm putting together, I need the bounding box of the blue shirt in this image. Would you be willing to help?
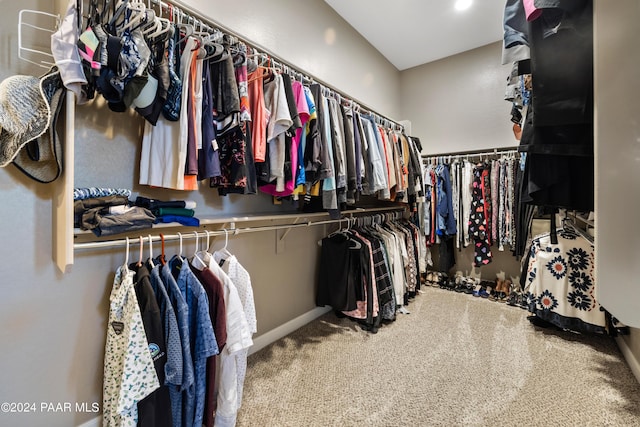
[175,259,219,427]
[161,261,194,427]
[435,164,457,236]
[149,264,183,427]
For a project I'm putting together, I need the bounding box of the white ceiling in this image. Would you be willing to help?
[324,0,506,70]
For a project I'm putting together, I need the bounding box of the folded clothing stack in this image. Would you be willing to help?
[74,190,155,236]
[134,196,199,227]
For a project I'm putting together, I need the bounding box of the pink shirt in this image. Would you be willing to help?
[524,0,543,21]
[260,80,311,196]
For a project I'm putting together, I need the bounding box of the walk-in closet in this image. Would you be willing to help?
[1,1,639,426]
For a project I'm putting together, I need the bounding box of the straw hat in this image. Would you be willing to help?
[0,68,65,182]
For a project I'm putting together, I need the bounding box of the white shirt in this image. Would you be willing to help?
[213,252,257,418]
[139,118,181,189]
[192,251,253,427]
[264,74,293,192]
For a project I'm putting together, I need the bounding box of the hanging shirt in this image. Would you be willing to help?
[469,165,493,267]
[210,127,248,190]
[379,126,396,194]
[247,67,268,162]
[435,164,457,236]
[263,73,293,191]
[461,161,474,247]
[235,43,251,123]
[187,262,227,427]
[139,116,181,190]
[377,224,406,304]
[192,253,253,427]
[148,263,183,427]
[160,262,194,427]
[173,36,198,190]
[320,95,338,211]
[341,105,357,203]
[199,58,221,180]
[260,79,309,196]
[352,112,366,193]
[361,118,386,194]
[327,98,347,190]
[103,266,160,427]
[212,253,257,416]
[130,263,172,427]
[173,258,219,427]
[183,51,203,191]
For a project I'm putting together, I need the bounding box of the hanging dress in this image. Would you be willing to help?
[468,165,493,267]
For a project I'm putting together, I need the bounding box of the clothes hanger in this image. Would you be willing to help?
[159,233,167,265]
[204,230,211,253]
[347,223,362,250]
[176,12,194,44]
[147,234,155,269]
[328,219,345,238]
[212,229,234,266]
[141,12,160,35]
[143,15,170,39]
[177,232,183,258]
[136,236,144,267]
[117,1,148,33]
[123,237,130,272]
[190,231,208,270]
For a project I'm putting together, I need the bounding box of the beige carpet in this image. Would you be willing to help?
[237,287,640,427]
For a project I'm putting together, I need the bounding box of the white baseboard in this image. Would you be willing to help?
[616,336,640,384]
[76,307,330,427]
[77,416,100,427]
[249,306,331,355]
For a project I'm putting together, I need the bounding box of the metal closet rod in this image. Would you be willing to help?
[73,207,407,251]
[421,145,521,160]
[149,0,404,130]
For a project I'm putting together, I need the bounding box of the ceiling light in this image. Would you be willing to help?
[455,0,472,11]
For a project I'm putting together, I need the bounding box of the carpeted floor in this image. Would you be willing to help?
[236,287,640,427]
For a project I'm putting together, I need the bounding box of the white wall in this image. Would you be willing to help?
[400,41,522,279]
[593,0,640,374]
[0,1,401,426]
[399,42,515,154]
[184,0,402,119]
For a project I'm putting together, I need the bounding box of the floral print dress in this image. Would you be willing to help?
[468,165,493,267]
[523,228,606,333]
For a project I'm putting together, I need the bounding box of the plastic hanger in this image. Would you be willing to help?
[148,234,155,269]
[142,13,160,35]
[118,2,148,32]
[204,230,211,253]
[328,219,345,238]
[176,11,194,44]
[346,222,362,250]
[136,236,144,267]
[159,233,167,265]
[177,232,183,257]
[143,15,170,39]
[191,231,207,270]
[124,237,130,271]
[213,229,234,263]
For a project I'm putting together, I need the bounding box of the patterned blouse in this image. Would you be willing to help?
[103,266,159,427]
